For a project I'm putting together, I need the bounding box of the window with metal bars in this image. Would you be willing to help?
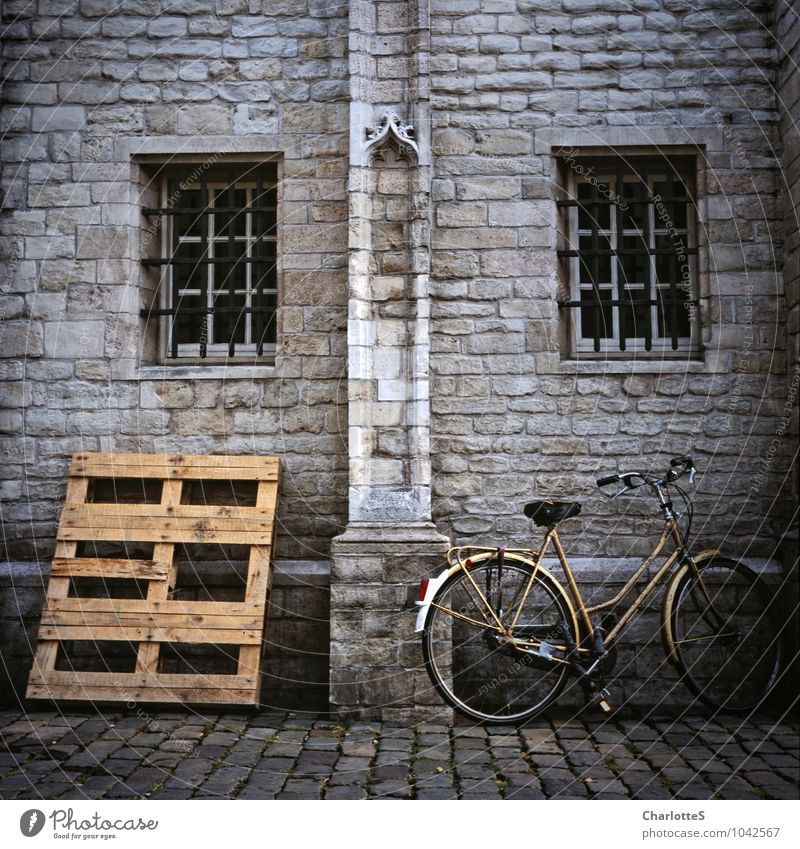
[557,154,700,356]
[140,163,278,361]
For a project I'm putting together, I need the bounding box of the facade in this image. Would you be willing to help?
[0,0,798,719]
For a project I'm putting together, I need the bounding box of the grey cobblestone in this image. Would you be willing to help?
[1,709,795,800]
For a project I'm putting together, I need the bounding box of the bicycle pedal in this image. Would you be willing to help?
[596,688,613,713]
[585,688,613,713]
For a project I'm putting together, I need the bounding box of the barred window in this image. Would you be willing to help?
[142,163,278,361]
[557,154,700,356]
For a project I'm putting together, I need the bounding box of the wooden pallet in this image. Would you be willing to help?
[26,452,280,707]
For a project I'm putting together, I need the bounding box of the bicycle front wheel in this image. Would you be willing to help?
[669,557,784,712]
[421,558,576,723]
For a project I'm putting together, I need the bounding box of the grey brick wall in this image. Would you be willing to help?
[427,0,796,566]
[0,0,350,563]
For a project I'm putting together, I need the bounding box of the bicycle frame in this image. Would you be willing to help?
[418,514,722,665]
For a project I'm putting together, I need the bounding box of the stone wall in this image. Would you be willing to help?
[0,0,350,563]
[428,0,796,566]
[0,559,330,711]
[776,0,799,489]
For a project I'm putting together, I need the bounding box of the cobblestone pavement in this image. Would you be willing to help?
[0,709,797,801]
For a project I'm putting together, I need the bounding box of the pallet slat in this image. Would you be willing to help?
[70,452,279,481]
[26,451,280,707]
[51,558,168,580]
[57,526,273,545]
[38,626,262,644]
[28,670,258,688]
[26,685,258,705]
[43,598,263,617]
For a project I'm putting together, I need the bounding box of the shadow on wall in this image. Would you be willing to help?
[0,561,331,713]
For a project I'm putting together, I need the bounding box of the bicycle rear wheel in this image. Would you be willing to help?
[421,558,576,723]
[669,557,784,712]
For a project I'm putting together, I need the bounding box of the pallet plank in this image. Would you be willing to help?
[38,626,262,644]
[71,452,279,481]
[58,527,273,545]
[62,504,274,520]
[26,685,258,704]
[44,598,264,616]
[41,609,262,629]
[28,670,258,687]
[51,558,168,580]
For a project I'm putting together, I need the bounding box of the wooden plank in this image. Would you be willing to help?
[70,453,279,481]
[43,598,264,617]
[136,539,177,675]
[63,476,90,505]
[41,609,263,630]
[27,670,258,689]
[26,684,258,705]
[37,625,262,644]
[58,525,273,545]
[237,646,262,677]
[31,505,83,681]
[71,452,279,470]
[61,504,274,529]
[61,503,274,520]
[51,558,168,580]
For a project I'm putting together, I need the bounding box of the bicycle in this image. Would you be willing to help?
[416,456,785,723]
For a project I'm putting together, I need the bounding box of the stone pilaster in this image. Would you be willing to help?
[329,0,450,720]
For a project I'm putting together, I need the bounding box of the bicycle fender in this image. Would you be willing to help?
[414,551,579,641]
[414,567,451,632]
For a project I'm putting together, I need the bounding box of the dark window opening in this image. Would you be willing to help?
[140,162,278,361]
[557,154,700,355]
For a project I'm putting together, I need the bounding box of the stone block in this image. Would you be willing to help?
[0,319,43,358]
[139,382,194,409]
[43,320,105,359]
[31,105,85,131]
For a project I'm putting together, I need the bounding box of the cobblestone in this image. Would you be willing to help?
[0,710,795,800]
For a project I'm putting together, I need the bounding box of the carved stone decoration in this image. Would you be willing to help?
[364,110,419,163]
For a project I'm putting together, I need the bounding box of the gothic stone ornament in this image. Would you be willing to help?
[364,110,419,163]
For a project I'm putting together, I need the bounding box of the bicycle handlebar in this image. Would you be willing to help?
[596,456,696,490]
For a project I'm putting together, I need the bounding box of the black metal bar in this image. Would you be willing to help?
[557,196,693,207]
[558,299,697,308]
[143,206,277,215]
[254,175,264,357]
[143,256,277,266]
[616,160,626,352]
[591,181,600,352]
[226,180,237,358]
[141,306,274,317]
[557,248,697,258]
[169,177,180,360]
[667,163,679,350]
[198,175,209,358]
[642,159,652,352]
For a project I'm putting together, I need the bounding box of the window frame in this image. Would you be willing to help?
[557,154,702,359]
[142,161,279,365]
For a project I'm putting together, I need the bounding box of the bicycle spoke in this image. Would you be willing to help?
[670,558,783,711]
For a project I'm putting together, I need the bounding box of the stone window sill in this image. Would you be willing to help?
[136,364,278,381]
[535,349,727,375]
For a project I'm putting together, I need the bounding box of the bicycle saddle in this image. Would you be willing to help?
[523,500,581,527]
